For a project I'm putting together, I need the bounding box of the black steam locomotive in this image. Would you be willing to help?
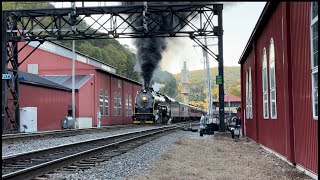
[132,88,205,124]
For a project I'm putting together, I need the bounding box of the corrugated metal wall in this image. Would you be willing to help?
[254,3,287,158]
[95,71,112,126]
[241,2,318,175]
[20,84,71,131]
[18,44,95,75]
[122,80,133,124]
[242,49,258,141]
[77,78,94,122]
[290,2,318,175]
[110,76,121,125]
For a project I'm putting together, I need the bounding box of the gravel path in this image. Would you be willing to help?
[132,131,312,180]
[47,130,186,180]
[2,126,161,157]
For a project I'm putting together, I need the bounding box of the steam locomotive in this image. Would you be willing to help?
[132,87,205,124]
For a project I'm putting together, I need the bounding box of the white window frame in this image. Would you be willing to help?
[246,70,249,119]
[269,38,277,119]
[249,67,253,119]
[129,95,132,116]
[105,90,109,116]
[118,92,122,116]
[262,48,269,119]
[99,89,104,116]
[125,94,129,116]
[311,2,318,120]
[114,93,118,116]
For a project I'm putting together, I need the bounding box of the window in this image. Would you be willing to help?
[118,92,122,116]
[114,93,118,116]
[105,90,109,116]
[99,89,104,115]
[118,80,121,88]
[248,67,252,119]
[125,95,129,116]
[311,2,318,119]
[246,70,249,119]
[27,64,39,74]
[129,95,132,116]
[262,48,269,119]
[269,38,277,119]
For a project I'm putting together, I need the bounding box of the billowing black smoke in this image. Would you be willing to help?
[135,37,166,89]
[122,2,189,89]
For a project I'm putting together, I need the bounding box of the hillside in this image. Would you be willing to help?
[174,66,241,109]
[2,2,140,81]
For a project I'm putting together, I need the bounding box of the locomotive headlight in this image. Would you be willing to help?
[142,96,147,102]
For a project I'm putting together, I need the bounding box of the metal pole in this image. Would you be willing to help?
[203,36,213,122]
[2,12,8,134]
[218,5,225,132]
[72,40,76,128]
[71,1,76,129]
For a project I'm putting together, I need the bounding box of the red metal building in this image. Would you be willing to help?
[17,40,142,130]
[239,2,318,179]
[18,71,72,131]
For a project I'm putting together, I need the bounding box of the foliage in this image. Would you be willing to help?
[2,1,53,10]
[151,69,178,98]
[174,66,241,108]
[2,1,140,82]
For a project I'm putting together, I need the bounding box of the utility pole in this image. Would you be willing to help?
[217,5,226,132]
[203,37,213,123]
[194,36,216,124]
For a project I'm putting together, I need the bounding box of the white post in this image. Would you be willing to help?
[203,36,212,124]
[71,1,76,129]
[72,40,76,128]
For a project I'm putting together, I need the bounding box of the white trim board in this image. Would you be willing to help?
[296,164,318,180]
[260,144,294,166]
[260,144,318,180]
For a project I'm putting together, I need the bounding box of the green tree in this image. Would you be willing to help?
[2,2,141,82]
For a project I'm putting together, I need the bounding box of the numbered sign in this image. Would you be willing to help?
[2,74,12,80]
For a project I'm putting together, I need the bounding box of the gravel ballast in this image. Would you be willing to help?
[2,126,163,157]
[4,127,311,179]
[47,130,186,180]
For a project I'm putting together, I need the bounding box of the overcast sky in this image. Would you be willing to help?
[52,2,266,74]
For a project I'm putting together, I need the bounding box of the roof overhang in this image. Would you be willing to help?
[238,2,279,64]
[95,68,142,86]
[20,80,73,91]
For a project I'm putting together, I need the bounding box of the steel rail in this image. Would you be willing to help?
[2,122,192,141]
[2,125,181,180]
[1,124,137,140]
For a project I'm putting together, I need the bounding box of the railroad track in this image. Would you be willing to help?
[2,124,138,141]
[2,122,197,142]
[2,124,183,180]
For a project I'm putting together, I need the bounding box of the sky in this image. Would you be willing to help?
[51,2,266,74]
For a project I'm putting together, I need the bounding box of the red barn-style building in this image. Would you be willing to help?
[239,2,318,179]
[18,71,72,131]
[16,40,142,130]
